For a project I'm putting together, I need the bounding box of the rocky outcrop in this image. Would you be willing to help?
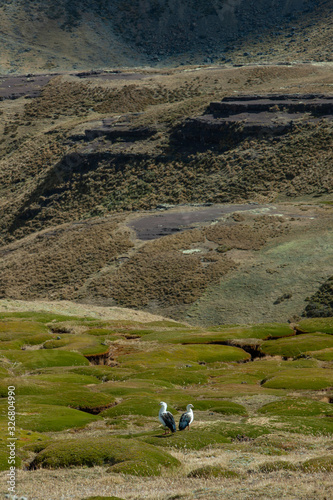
[176,94,333,146]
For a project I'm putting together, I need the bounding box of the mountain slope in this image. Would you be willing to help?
[0,0,332,73]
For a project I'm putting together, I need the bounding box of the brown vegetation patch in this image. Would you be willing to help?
[84,214,289,309]
[0,218,132,301]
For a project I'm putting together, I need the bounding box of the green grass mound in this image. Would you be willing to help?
[101,396,176,418]
[262,368,333,390]
[86,327,121,337]
[258,460,299,472]
[29,436,180,476]
[0,443,22,471]
[0,319,49,337]
[188,464,240,478]
[0,378,56,397]
[18,388,114,412]
[305,347,333,361]
[1,403,99,432]
[260,333,333,358]
[129,367,209,386]
[29,370,103,385]
[70,366,133,382]
[0,370,103,397]
[297,318,333,334]
[208,323,294,340]
[97,379,174,397]
[0,333,54,350]
[118,344,250,368]
[258,398,333,417]
[43,333,110,356]
[142,429,230,450]
[0,349,89,370]
[301,456,333,472]
[141,323,293,344]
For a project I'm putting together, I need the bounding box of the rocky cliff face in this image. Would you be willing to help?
[0,0,320,73]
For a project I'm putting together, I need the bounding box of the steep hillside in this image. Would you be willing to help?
[0,0,332,73]
[0,61,332,324]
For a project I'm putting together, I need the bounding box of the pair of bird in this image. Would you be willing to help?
[159,401,193,434]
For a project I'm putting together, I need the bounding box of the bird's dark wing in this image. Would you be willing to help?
[162,411,176,433]
[179,412,191,430]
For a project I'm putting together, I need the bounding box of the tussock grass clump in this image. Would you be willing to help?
[29,436,180,476]
[301,456,333,472]
[188,464,240,478]
[258,460,299,472]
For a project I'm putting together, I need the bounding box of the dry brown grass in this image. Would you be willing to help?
[0,217,132,300]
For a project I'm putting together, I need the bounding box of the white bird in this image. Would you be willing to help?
[158,401,176,434]
[179,404,194,431]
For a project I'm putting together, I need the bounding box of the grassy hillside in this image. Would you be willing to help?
[0,310,332,499]
[0,62,332,323]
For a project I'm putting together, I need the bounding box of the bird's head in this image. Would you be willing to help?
[187,404,194,410]
[159,401,167,407]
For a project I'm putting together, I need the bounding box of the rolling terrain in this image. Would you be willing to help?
[0,2,333,499]
[0,63,332,323]
[0,310,332,499]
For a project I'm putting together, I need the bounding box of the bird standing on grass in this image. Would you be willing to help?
[179,404,194,431]
[158,401,176,434]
